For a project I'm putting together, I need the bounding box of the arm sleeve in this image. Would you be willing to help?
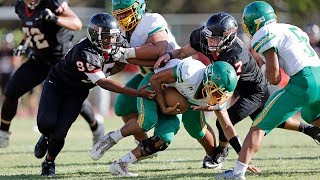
[148,13,167,37]
[252,27,278,55]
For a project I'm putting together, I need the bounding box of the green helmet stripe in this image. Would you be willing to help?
[253,33,276,52]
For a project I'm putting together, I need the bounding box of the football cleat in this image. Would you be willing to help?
[309,126,320,145]
[202,155,222,169]
[34,135,48,159]
[215,169,246,180]
[41,161,55,177]
[0,130,10,148]
[109,159,138,177]
[136,153,158,162]
[92,121,105,146]
[203,146,229,168]
[91,131,117,160]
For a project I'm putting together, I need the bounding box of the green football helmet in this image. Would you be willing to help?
[112,0,146,31]
[202,61,238,106]
[242,1,277,39]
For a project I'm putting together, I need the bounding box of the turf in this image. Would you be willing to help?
[0,114,319,179]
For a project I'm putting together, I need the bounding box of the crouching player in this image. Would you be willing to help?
[92,58,241,176]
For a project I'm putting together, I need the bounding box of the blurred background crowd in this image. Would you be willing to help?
[0,0,320,119]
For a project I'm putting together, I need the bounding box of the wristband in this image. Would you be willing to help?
[167,51,174,59]
[125,48,136,59]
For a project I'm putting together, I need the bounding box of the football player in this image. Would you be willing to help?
[92,58,238,176]
[0,0,104,148]
[155,12,320,170]
[34,13,155,176]
[217,1,320,179]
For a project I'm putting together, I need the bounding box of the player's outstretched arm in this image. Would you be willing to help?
[96,78,155,99]
[154,44,198,68]
[149,68,179,115]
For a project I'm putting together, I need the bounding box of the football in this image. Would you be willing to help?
[163,87,189,114]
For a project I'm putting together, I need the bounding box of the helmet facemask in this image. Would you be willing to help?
[112,0,146,31]
[202,78,232,106]
[88,27,120,53]
[202,27,237,52]
[24,0,41,10]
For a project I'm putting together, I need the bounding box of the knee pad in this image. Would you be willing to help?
[140,136,168,157]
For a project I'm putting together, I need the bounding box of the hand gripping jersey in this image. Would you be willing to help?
[252,23,320,76]
[48,38,115,92]
[171,58,226,110]
[15,0,74,58]
[190,26,267,93]
[122,13,180,75]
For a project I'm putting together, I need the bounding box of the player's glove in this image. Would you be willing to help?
[110,46,135,64]
[40,8,58,23]
[13,40,27,56]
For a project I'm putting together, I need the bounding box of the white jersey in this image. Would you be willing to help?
[252,23,320,76]
[121,13,180,75]
[170,58,225,110]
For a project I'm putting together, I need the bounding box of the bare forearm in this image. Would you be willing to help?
[135,41,168,59]
[171,44,198,59]
[57,16,82,31]
[127,58,157,67]
[97,78,138,97]
[150,78,167,111]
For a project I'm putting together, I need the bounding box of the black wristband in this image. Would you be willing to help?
[229,135,242,153]
[167,51,174,60]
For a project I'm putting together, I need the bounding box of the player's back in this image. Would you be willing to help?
[252,23,320,76]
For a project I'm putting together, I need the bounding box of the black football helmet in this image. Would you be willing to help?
[201,12,238,53]
[87,13,120,53]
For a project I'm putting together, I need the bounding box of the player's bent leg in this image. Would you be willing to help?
[80,99,105,145]
[114,74,148,142]
[34,135,49,159]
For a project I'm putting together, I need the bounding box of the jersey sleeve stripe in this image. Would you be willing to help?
[252,33,276,53]
[148,26,165,36]
[85,70,105,84]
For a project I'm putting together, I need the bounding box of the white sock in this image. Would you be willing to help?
[119,151,137,164]
[233,161,248,176]
[110,129,123,143]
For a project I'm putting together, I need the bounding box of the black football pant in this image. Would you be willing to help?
[1,56,52,123]
[37,79,89,158]
[0,55,95,131]
[216,90,268,142]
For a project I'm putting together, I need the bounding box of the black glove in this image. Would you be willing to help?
[40,8,58,23]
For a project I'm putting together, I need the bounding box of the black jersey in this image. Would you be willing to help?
[190,26,267,93]
[48,38,116,92]
[15,0,73,59]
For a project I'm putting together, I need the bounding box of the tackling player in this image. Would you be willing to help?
[155,12,320,169]
[217,1,320,179]
[34,13,155,176]
[0,0,104,148]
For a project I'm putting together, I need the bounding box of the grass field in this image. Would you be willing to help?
[0,114,319,179]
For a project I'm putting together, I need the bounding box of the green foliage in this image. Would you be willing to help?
[0,116,319,179]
